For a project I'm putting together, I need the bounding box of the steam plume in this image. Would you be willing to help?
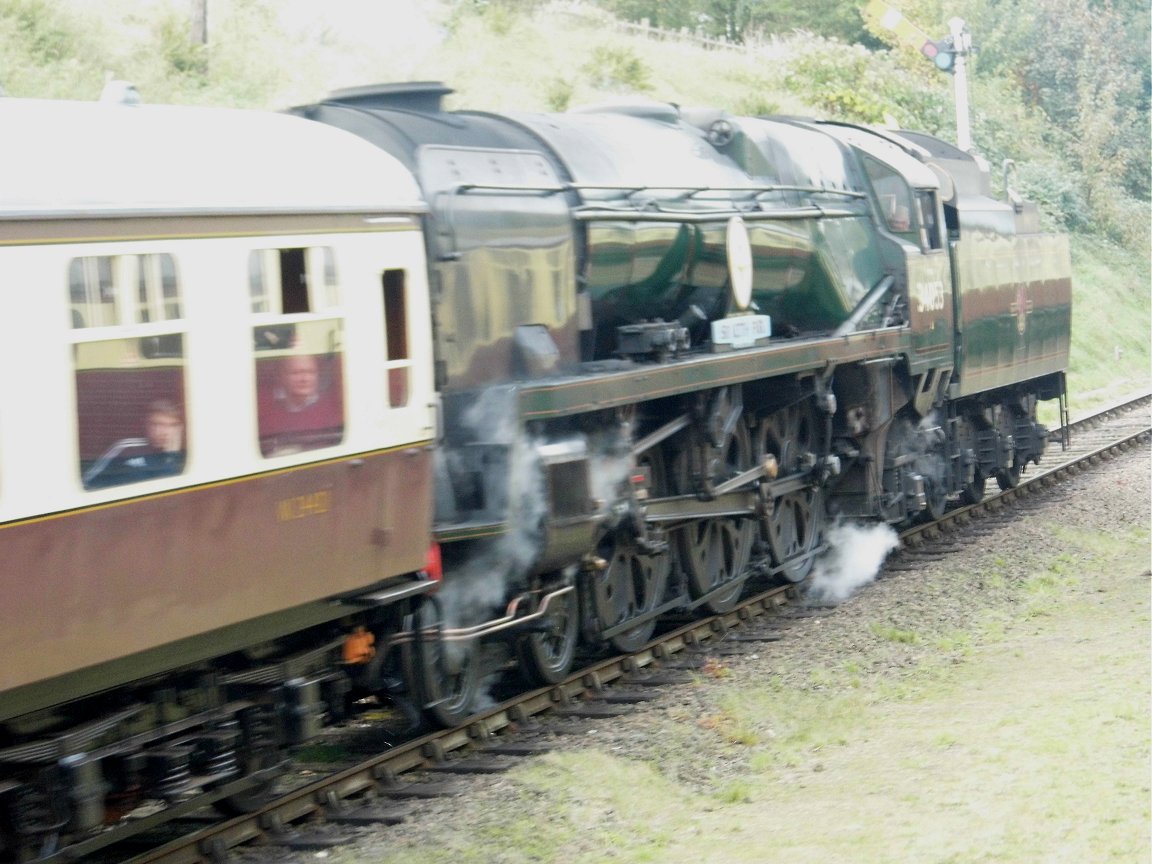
[805,520,900,604]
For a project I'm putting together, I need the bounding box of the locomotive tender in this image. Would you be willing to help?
[0,84,1070,858]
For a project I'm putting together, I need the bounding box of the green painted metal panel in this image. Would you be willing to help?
[952,231,1072,396]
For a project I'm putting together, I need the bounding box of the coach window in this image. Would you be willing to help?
[250,246,345,457]
[135,254,182,322]
[70,254,188,490]
[383,269,411,408]
[69,256,116,328]
[248,247,341,315]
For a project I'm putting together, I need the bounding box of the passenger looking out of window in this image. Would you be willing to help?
[83,399,186,488]
[258,353,344,456]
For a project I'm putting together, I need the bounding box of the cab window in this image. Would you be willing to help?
[915,190,945,251]
[861,155,916,239]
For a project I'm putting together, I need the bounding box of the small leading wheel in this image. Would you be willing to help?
[518,583,579,685]
[589,529,670,653]
[403,602,481,728]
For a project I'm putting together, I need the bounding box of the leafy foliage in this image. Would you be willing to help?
[1,0,1147,264]
[581,44,652,92]
[600,0,879,44]
[862,0,1148,248]
[782,37,945,128]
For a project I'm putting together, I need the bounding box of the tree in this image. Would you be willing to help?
[978,0,1148,202]
[599,0,877,44]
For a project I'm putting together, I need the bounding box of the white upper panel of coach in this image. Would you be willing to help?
[0,98,427,218]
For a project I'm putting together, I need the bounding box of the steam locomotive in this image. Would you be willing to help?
[0,83,1070,859]
[291,81,1070,717]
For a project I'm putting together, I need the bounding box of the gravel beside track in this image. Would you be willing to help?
[261,437,1152,864]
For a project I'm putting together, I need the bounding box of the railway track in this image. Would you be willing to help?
[77,392,1152,864]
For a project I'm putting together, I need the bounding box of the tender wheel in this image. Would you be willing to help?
[589,529,670,653]
[918,461,949,523]
[755,403,825,583]
[403,601,481,728]
[673,419,756,613]
[961,467,987,505]
[518,583,579,685]
[994,406,1022,491]
[996,462,1022,491]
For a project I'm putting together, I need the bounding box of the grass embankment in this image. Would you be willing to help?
[350,499,1150,864]
[1066,236,1152,411]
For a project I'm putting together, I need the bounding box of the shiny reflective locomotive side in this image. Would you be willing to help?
[296,83,1070,719]
[0,99,443,856]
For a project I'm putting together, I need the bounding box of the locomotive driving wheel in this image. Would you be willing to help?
[755,402,826,583]
[589,530,671,652]
[673,419,757,613]
[588,446,671,653]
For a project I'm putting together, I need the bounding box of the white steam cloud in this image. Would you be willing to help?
[805,519,900,604]
[437,388,548,629]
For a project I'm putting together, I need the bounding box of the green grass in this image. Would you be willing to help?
[868,622,921,644]
[1065,235,1152,412]
[329,510,1150,864]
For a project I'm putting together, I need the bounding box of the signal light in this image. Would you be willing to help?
[920,37,956,72]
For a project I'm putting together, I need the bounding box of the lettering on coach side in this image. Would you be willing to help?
[277,489,333,521]
[915,279,947,314]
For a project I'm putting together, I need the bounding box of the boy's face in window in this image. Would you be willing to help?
[146,411,183,452]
